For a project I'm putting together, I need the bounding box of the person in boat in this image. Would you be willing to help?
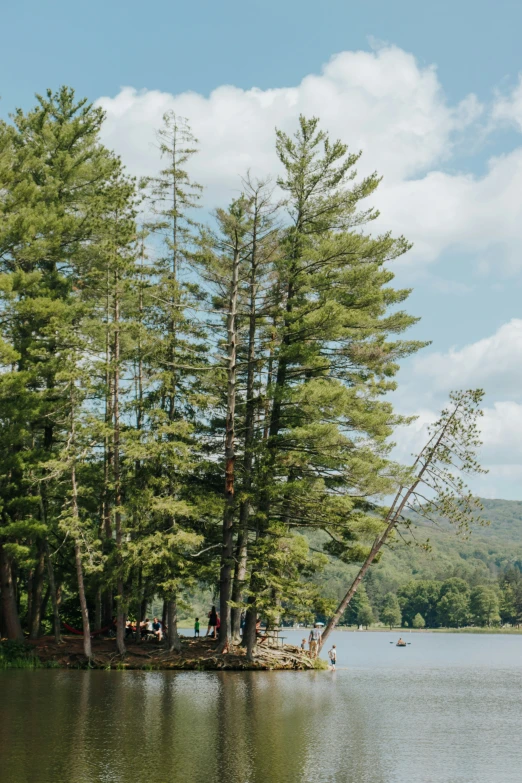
[397,637,406,646]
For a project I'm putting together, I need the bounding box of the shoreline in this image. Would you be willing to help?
[0,636,326,671]
[271,627,522,635]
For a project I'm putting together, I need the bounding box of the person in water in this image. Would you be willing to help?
[194,617,200,637]
[328,645,337,670]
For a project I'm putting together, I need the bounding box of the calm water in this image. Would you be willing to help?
[1,632,521,783]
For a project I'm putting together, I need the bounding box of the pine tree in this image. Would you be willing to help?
[139,112,210,650]
[242,115,425,656]
[0,87,128,640]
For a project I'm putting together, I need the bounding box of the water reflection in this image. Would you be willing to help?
[1,654,522,783]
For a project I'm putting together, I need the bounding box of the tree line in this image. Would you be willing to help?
[0,87,485,659]
[341,567,522,629]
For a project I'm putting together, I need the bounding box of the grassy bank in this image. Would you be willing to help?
[0,640,61,670]
[324,626,522,634]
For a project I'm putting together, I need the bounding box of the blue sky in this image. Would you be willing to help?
[3,0,522,498]
[2,0,522,109]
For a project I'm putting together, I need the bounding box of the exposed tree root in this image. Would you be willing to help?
[24,634,321,670]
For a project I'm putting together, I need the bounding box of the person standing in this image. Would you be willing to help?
[207,605,218,638]
[328,645,337,670]
[308,623,322,657]
[152,617,163,641]
[194,617,200,638]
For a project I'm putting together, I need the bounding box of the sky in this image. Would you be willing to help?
[2,0,522,498]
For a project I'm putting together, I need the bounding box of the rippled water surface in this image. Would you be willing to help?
[1,632,521,783]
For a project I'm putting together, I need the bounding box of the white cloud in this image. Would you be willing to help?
[480,401,522,465]
[413,319,522,397]
[492,74,522,131]
[94,46,522,274]
[94,47,522,496]
[392,401,522,501]
[376,148,522,271]
[96,45,479,206]
[393,409,438,464]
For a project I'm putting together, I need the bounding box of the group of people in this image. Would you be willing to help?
[200,611,338,668]
[301,623,337,669]
[124,610,338,667]
[198,607,278,643]
[125,617,163,641]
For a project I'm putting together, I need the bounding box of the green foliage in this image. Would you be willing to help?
[357,600,374,629]
[470,585,500,627]
[1,94,473,651]
[499,568,522,625]
[437,580,471,628]
[380,593,402,628]
[412,613,426,629]
[0,640,41,668]
[398,580,442,628]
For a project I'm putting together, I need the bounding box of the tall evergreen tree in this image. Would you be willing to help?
[0,88,130,640]
[241,115,424,655]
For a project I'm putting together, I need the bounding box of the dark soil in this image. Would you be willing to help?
[26,634,319,670]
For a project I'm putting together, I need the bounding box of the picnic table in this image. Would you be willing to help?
[257,627,287,648]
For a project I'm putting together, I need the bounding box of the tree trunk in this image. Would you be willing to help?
[113,267,126,657]
[244,598,257,661]
[70,388,92,660]
[94,587,102,632]
[101,264,113,631]
[161,599,167,633]
[218,246,240,653]
[140,595,149,641]
[318,414,454,653]
[26,567,33,632]
[166,598,182,653]
[29,542,46,639]
[0,543,24,641]
[40,584,51,630]
[74,539,92,660]
[230,526,248,640]
[44,542,61,643]
[231,210,259,641]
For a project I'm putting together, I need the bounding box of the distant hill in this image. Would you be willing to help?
[469,498,522,545]
[314,498,522,605]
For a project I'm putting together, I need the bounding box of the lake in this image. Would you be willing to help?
[1,631,521,783]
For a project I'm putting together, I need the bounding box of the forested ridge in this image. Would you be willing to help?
[313,498,522,628]
[0,87,499,662]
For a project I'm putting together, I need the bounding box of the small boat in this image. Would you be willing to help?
[396,641,407,647]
